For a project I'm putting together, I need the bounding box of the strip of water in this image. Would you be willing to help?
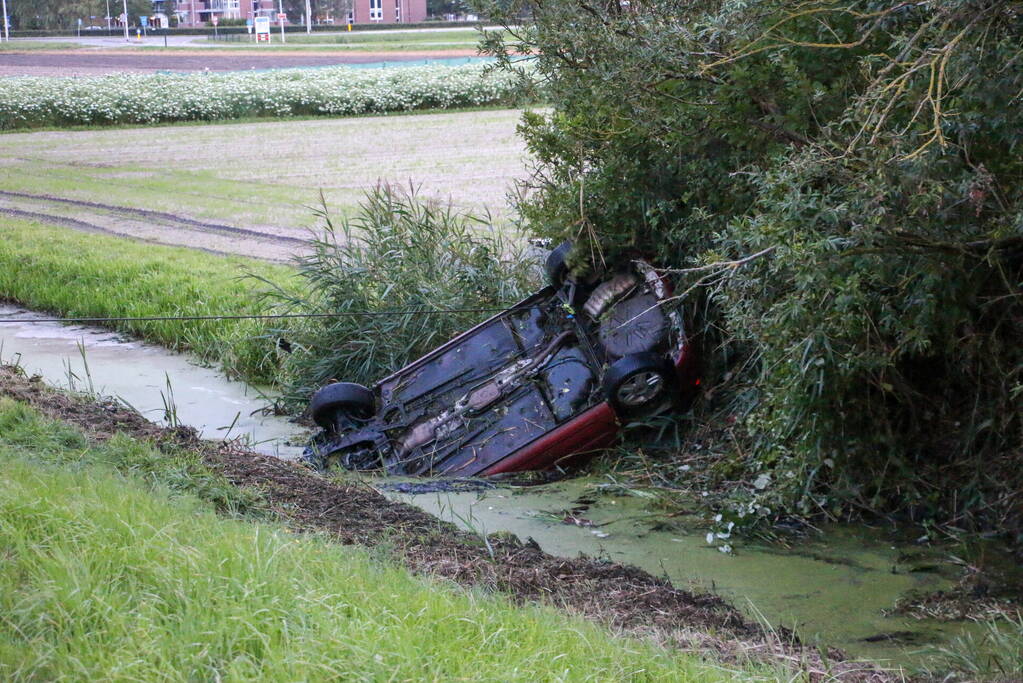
[0,304,305,459]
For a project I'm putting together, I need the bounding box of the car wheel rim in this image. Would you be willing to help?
[618,371,664,406]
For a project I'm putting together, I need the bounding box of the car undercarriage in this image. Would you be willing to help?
[305,246,697,476]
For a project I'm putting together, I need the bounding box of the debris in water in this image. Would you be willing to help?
[378,479,499,495]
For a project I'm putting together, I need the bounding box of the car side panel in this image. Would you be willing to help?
[480,402,620,475]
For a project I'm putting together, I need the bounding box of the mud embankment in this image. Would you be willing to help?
[0,365,893,681]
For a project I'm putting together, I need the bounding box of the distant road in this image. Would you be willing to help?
[0,49,480,76]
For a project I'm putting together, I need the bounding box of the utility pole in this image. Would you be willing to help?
[191,0,196,28]
[305,0,312,33]
[105,0,111,31]
[278,0,285,43]
[121,0,129,41]
[1,0,9,43]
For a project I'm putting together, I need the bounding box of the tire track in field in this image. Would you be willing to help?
[0,206,270,261]
[0,190,309,248]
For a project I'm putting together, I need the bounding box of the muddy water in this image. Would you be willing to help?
[0,304,307,458]
[0,303,997,669]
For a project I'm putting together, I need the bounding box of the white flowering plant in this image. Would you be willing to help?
[0,63,528,129]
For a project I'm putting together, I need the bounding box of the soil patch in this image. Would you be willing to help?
[0,50,478,76]
[0,365,895,680]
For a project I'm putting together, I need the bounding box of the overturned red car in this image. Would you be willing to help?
[304,243,699,476]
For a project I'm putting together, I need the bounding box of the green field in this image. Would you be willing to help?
[0,41,84,50]
[0,109,526,231]
[0,398,745,681]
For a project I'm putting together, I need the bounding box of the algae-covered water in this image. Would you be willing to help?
[387,477,997,667]
[1,304,1012,670]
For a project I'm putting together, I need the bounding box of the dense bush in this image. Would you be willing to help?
[0,63,525,129]
[261,186,538,407]
[480,0,1023,539]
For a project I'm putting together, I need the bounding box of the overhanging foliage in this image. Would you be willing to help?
[479,0,1023,539]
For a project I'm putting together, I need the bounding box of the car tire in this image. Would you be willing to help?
[309,382,375,430]
[545,241,573,287]
[603,352,676,419]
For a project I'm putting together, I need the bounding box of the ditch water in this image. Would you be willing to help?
[0,303,1010,671]
[0,304,306,459]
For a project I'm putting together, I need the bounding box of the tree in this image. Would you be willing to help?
[479,0,1023,540]
[281,0,352,22]
[428,0,466,18]
[12,0,151,29]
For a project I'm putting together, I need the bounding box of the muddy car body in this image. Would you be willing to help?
[305,245,699,476]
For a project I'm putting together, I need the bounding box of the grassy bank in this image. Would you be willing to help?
[0,41,84,50]
[0,216,293,384]
[0,398,741,681]
[0,63,523,130]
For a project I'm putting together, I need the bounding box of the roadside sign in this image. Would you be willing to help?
[140,15,148,27]
[276,12,287,43]
[254,15,271,43]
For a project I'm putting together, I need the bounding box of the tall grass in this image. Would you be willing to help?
[920,614,1023,680]
[0,398,739,681]
[262,185,538,405]
[0,216,296,384]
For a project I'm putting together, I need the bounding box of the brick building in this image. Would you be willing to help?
[349,0,427,24]
[162,1,277,27]
[154,0,426,27]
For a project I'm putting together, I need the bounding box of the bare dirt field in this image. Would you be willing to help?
[0,109,529,260]
[0,48,478,77]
